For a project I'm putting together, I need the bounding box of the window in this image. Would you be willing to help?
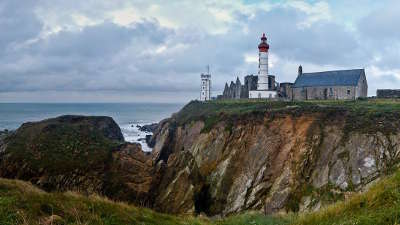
[347,89,351,95]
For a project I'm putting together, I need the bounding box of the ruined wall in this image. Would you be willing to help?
[377,89,400,98]
[221,75,258,99]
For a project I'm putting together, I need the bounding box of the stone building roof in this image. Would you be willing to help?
[293,69,365,88]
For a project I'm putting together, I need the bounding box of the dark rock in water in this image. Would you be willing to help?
[146,134,155,148]
[0,115,154,205]
[138,123,158,133]
[0,129,10,137]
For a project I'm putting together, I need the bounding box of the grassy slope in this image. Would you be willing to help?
[294,168,400,225]
[0,177,289,225]
[0,178,206,225]
[3,169,400,225]
[221,166,400,225]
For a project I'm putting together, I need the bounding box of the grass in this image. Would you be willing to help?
[215,211,292,225]
[174,98,400,135]
[0,178,289,225]
[0,178,208,225]
[294,167,400,225]
[2,167,400,225]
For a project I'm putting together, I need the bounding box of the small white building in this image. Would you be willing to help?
[200,72,211,101]
[249,33,277,99]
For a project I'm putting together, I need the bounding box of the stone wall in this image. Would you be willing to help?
[356,73,368,98]
[292,86,358,100]
[279,83,293,99]
[377,89,400,98]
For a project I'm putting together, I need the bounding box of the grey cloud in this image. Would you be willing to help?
[0,1,42,54]
[1,1,400,102]
[245,8,361,67]
[357,1,400,70]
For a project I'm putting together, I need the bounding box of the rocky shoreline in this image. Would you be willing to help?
[137,123,158,133]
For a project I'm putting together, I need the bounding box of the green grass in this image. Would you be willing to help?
[294,168,400,225]
[174,98,400,136]
[0,178,288,225]
[215,211,292,225]
[3,166,400,225]
[0,178,208,225]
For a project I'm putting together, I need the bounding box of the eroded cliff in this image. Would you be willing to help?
[1,101,400,218]
[149,100,400,216]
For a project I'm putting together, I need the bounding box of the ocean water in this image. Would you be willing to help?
[0,103,184,151]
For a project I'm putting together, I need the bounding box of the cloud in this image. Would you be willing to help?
[0,0,400,102]
[0,1,42,54]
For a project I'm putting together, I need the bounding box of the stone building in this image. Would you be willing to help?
[279,82,293,99]
[220,75,258,99]
[292,66,368,100]
[377,89,400,98]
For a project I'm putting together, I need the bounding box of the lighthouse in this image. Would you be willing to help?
[200,66,211,101]
[249,33,277,99]
[257,33,269,90]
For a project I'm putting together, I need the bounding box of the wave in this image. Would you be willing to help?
[119,121,154,152]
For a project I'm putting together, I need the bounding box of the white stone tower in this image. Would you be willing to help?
[257,33,269,90]
[200,66,211,101]
[249,33,277,99]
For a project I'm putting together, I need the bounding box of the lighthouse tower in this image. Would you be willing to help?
[249,33,277,99]
[257,33,269,90]
[200,66,211,101]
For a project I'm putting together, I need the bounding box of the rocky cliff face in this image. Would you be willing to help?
[2,102,400,217]
[149,102,400,216]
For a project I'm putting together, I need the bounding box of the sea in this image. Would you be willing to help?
[0,103,184,152]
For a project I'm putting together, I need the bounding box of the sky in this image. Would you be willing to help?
[0,0,399,103]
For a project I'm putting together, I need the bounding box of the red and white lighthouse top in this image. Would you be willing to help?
[258,33,269,52]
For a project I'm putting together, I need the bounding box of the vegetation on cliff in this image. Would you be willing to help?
[2,100,400,224]
[150,98,400,216]
[0,115,155,205]
[175,99,400,134]
[0,178,205,225]
[294,167,400,225]
[2,167,400,225]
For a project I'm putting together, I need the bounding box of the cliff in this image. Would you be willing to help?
[149,100,400,216]
[0,115,155,205]
[1,100,400,219]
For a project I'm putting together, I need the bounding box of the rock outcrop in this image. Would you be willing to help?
[149,101,400,215]
[0,115,154,205]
